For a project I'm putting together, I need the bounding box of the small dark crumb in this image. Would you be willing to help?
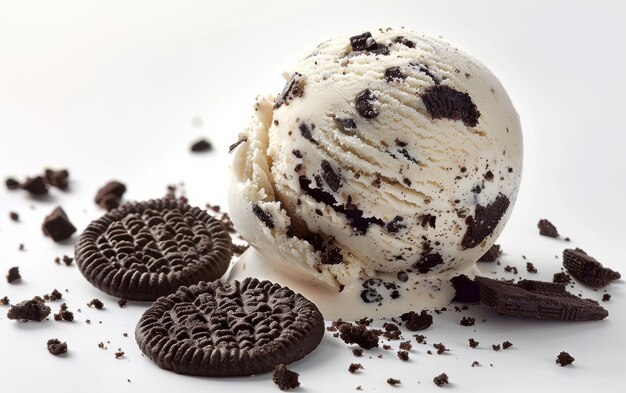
[42,207,76,241]
[556,351,575,367]
[383,344,391,350]
[433,343,447,355]
[53,303,74,322]
[387,378,401,386]
[553,272,572,284]
[338,322,379,349]
[400,310,432,331]
[22,176,49,195]
[190,138,213,153]
[356,386,362,391]
[0,296,9,305]
[433,373,449,387]
[415,334,426,344]
[565,237,571,242]
[492,344,501,351]
[397,350,409,361]
[118,298,128,308]
[95,180,127,211]
[9,211,19,221]
[538,219,559,238]
[47,339,68,356]
[399,341,412,351]
[526,262,538,273]
[5,177,20,190]
[18,243,25,251]
[251,204,274,229]
[44,168,70,190]
[6,266,21,283]
[98,342,106,349]
[471,361,480,367]
[460,316,475,326]
[88,299,104,309]
[273,364,300,391]
[115,351,125,359]
[352,348,363,357]
[86,319,91,324]
[123,333,128,337]
[232,243,250,256]
[45,289,63,301]
[504,265,518,274]
[349,363,364,373]
[468,338,479,348]
[602,294,611,302]
[502,341,513,349]
[62,255,74,266]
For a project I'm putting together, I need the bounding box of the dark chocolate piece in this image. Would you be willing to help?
[42,207,76,241]
[355,89,379,119]
[461,194,510,249]
[433,373,449,386]
[385,66,405,82]
[21,176,48,195]
[298,122,317,144]
[190,138,212,153]
[338,322,379,349]
[47,339,68,356]
[413,253,443,273]
[7,298,51,321]
[6,267,21,283]
[451,274,480,303]
[5,177,20,190]
[349,363,364,373]
[563,248,621,287]
[321,160,342,192]
[44,168,70,190]
[421,85,480,127]
[273,364,300,390]
[475,276,608,321]
[556,351,575,367]
[275,72,305,109]
[252,204,274,229]
[334,117,357,133]
[400,310,432,331]
[94,180,127,211]
[538,219,559,238]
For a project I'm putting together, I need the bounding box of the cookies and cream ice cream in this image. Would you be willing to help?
[228,28,522,318]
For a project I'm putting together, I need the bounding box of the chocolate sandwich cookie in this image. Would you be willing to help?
[75,199,232,301]
[475,276,608,321]
[135,278,325,376]
[562,248,620,287]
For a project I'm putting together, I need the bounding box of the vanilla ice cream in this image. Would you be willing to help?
[228,28,522,318]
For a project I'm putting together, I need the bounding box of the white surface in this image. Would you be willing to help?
[0,1,624,392]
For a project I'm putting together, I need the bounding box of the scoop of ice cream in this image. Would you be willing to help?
[229,28,522,290]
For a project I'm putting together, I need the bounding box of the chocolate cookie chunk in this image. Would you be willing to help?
[421,85,480,127]
[562,248,621,287]
[538,219,559,238]
[42,207,76,242]
[355,89,379,119]
[7,298,51,322]
[22,176,48,195]
[275,72,305,109]
[273,364,300,391]
[95,180,127,211]
[461,194,510,249]
[135,278,324,376]
[45,168,70,190]
[475,276,608,321]
[47,339,68,356]
[76,199,232,301]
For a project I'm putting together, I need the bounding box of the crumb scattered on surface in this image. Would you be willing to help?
[556,351,575,367]
[273,364,300,391]
[47,339,68,356]
[433,373,449,386]
[349,363,363,373]
[387,378,401,386]
[468,338,479,348]
[88,299,104,309]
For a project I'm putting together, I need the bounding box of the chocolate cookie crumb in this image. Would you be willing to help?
[9,211,19,221]
[275,73,305,109]
[421,84,480,127]
[298,122,317,144]
[563,248,621,287]
[602,294,611,302]
[538,219,559,238]
[553,272,572,284]
[387,378,401,386]
[556,351,575,367]
[355,89,379,119]
[399,341,412,351]
[461,194,510,249]
[385,66,405,82]
[47,339,68,356]
[45,289,63,301]
[460,316,475,326]
[42,207,76,241]
[352,348,363,357]
[53,303,74,322]
[338,323,379,349]
[397,350,409,361]
[415,334,426,344]
[504,265,518,274]
[118,298,128,308]
[6,267,21,283]
[526,262,538,273]
[433,373,449,387]
[190,138,212,153]
[478,244,502,262]
[44,168,70,190]
[451,274,480,303]
[400,310,433,331]
[0,296,8,305]
[5,177,20,190]
[115,351,125,359]
[8,298,51,321]
[273,364,300,391]
[492,344,501,351]
[95,180,127,211]
[321,160,343,192]
[502,341,513,349]
[88,299,104,309]
[252,204,274,229]
[471,361,480,367]
[433,343,448,355]
[468,338,479,348]
[349,363,363,373]
[22,176,48,195]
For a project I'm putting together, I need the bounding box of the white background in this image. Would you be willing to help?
[0,1,624,392]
